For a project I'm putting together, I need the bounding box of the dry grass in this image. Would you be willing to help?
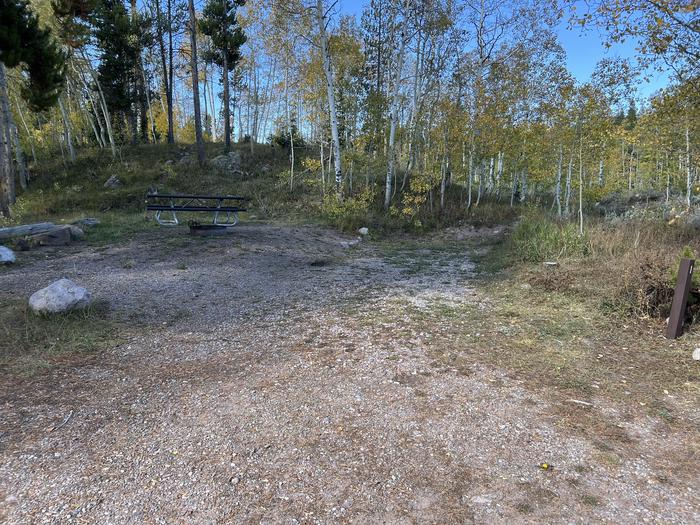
[0,297,121,375]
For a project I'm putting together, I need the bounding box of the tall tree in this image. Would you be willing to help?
[0,0,64,217]
[200,0,247,150]
[187,0,206,163]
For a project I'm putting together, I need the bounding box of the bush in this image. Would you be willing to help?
[610,250,676,318]
[321,188,376,231]
[510,213,589,263]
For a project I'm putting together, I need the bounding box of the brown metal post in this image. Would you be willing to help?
[666,258,695,339]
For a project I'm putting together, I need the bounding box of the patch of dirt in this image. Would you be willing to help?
[0,223,698,524]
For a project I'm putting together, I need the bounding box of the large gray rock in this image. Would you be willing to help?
[0,245,15,264]
[103,174,122,188]
[29,279,91,314]
[210,151,242,174]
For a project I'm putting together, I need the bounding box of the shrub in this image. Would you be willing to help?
[510,213,589,263]
[321,188,376,231]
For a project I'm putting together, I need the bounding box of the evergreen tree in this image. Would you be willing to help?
[0,0,65,111]
[199,0,246,150]
[1,0,65,217]
[93,0,149,141]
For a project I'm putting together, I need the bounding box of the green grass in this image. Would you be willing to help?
[0,297,122,375]
[509,212,589,263]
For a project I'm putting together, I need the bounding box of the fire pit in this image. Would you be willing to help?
[188,222,231,236]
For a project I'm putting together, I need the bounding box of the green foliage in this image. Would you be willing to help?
[269,121,305,149]
[671,246,700,289]
[321,188,375,231]
[510,213,589,262]
[199,0,246,71]
[93,0,151,118]
[0,0,65,110]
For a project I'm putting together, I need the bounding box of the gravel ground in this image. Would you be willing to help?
[0,223,698,524]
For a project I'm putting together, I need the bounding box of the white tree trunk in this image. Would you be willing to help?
[565,151,573,216]
[15,100,37,165]
[316,0,343,193]
[686,121,692,208]
[384,28,407,208]
[579,137,584,235]
[58,98,76,162]
[467,146,474,209]
[495,151,503,199]
[285,64,295,190]
[554,145,563,216]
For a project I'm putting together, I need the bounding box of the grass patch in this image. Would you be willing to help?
[0,297,122,375]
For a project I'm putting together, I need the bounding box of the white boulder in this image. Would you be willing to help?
[29,279,91,314]
[693,348,700,361]
[0,245,16,264]
[358,227,369,236]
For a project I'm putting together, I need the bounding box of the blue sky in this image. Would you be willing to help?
[337,0,669,98]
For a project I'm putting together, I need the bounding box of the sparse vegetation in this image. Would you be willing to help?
[0,298,119,375]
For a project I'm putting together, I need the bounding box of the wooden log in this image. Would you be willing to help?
[0,222,56,240]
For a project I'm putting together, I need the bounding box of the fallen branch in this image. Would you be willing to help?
[566,399,594,408]
[49,410,74,432]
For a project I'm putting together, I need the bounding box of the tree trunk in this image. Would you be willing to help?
[579,136,584,235]
[316,0,343,194]
[187,0,205,164]
[0,67,12,217]
[58,98,76,162]
[285,63,294,190]
[554,145,563,216]
[495,151,503,199]
[565,150,573,216]
[15,100,37,166]
[10,118,27,190]
[223,51,231,151]
[141,62,157,143]
[686,121,692,208]
[467,146,474,209]
[82,53,117,157]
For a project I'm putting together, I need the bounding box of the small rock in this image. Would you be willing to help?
[29,279,91,314]
[0,245,16,264]
[103,174,122,188]
[543,261,559,268]
[178,155,192,165]
[164,159,174,166]
[358,227,369,236]
[341,239,361,249]
[693,348,700,361]
[520,283,532,290]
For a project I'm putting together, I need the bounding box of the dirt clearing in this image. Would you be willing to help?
[1,223,698,524]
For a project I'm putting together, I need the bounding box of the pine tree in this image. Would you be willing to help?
[199,0,246,150]
[0,0,65,111]
[1,0,65,217]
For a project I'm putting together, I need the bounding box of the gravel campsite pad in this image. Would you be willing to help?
[1,223,698,524]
